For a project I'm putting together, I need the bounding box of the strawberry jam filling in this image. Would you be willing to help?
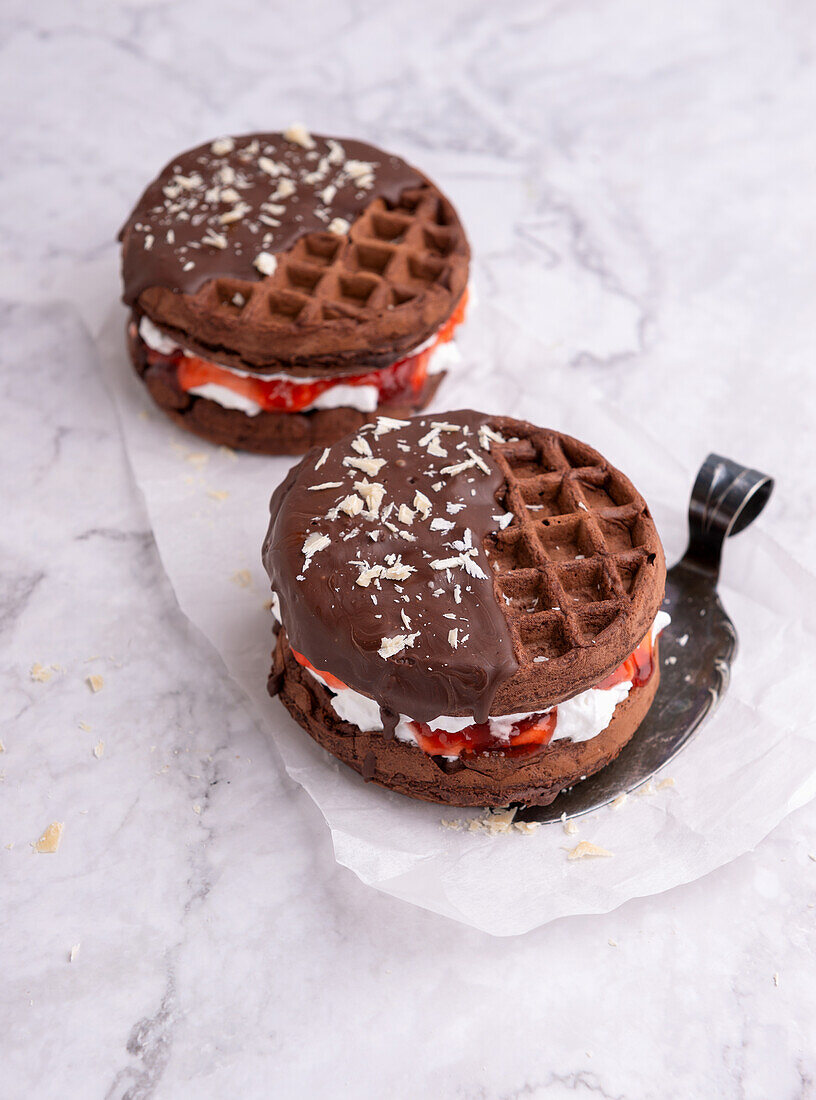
[143,290,468,414]
[409,712,558,758]
[290,648,349,692]
[596,630,657,690]
[292,620,660,759]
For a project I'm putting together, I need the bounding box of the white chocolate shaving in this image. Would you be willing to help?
[343,456,386,476]
[429,550,488,581]
[478,424,506,450]
[354,480,385,515]
[378,632,419,659]
[327,139,345,165]
[466,448,491,475]
[382,559,415,581]
[355,564,384,588]
[440,458,477,476]
[302,532,330,567]
[210,137,235,155]
[339,494,365,517]
[430,518,455,533]
[374,416,410,436]
[201,231,228,250]
[283,122,315,149]
[272,178,297,199]
[567,841,614,861]
[351,436,373,457]
[413,491,432,518]
[219,203,250,224]
[253,251,277,276]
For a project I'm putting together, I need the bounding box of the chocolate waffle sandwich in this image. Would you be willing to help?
[120,127,470,454]
[262,410,669,806]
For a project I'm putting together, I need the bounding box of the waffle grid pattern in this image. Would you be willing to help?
[485,427,660,665]
[191,184,467,330]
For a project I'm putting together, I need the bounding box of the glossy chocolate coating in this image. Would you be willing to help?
[262,411,519,725]
[120,132,423,305]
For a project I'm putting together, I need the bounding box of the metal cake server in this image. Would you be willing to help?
[516,454,774,824]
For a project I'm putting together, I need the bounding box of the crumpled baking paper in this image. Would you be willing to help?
[97,301,816,936]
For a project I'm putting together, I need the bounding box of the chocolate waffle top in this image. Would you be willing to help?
[120,128,470,373]
[262,411,665,724]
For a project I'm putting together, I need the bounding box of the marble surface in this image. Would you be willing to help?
[2,1,815,1097]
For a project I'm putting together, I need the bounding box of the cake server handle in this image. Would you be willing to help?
[681,453,774,580]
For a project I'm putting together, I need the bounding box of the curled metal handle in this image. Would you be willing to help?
[682,453,774,578]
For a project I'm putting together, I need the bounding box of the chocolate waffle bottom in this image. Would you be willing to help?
[271,630,661,807]
[129,333,444,455]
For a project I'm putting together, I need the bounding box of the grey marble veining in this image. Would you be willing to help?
[1,1,815,1097]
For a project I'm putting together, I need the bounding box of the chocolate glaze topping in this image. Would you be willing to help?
[262,411,519,725]
[120,129,424,305]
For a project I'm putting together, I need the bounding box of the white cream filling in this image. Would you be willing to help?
[307,383,379,413]
[139,315,178,356]
[269,591,282,621]
[427,340,462,375]
[651,610,672,646]
[183,380,382,416]
[303,666,384,730]
[186,382,264,416]
[138,313,458,416]
[271,591,671,751]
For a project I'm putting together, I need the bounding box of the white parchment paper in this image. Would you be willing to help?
[98,302,816,936]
